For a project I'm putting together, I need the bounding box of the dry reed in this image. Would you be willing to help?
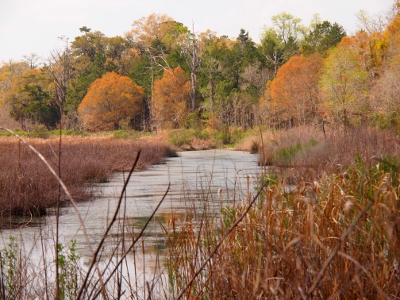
[165,155,400,299]
[0,135,169,219]
[258,126,400,181]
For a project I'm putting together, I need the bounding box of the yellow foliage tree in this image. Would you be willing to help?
[319,46,368,131]
[78,72,145,131]
[152,67,190,130]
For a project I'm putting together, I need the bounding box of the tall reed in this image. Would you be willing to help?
[165,153,400,299]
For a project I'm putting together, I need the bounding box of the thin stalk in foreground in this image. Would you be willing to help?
[0,127,107,299]
[77,150,142,299]
[176,179,269,300]
[91,184,170,300]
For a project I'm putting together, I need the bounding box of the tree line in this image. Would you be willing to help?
[1,2,399,133]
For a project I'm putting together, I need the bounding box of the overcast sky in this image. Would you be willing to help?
[0,0,394,63]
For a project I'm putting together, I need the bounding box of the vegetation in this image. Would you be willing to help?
[2,132,397,299]
[0,135,169,219]
[166,154,400,299]
[0,2,400,299]
[1,3,399,134]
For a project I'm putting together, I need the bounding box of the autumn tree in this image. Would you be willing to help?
[370,7,400,129]
[126,13,179,51]
[152,67,190,130]
[270,54,324,125]
[340,31,387,82]
[65,28,126,127]
[319,45,368,131]
[4,68,59,129]
[78,72,145,131]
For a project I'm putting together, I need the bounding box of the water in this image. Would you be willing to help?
[0,149,259,297]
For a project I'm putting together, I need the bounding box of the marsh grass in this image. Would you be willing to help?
[257,126,400,182]
[165,155,400,299]
[1,127,399,299]
[0,136,169,219]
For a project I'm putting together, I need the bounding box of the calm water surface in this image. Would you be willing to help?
[0,149,260,291]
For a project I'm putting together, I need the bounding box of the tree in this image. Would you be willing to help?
[302,21,346,56]
[45,37,72,119]
[23,53,40,69]
[197,31,233,126]
[5,68,59,129]
[261,13,306,76]
[152,67,190,130]
[126,13,179,52]
[271,54,324,125]
[260,28,284,77]
[370,9,400,129]
[78,72,145,131]
[319,46,368,131]
[71,29,106,62]
[340,31,387,81]
[126,14,189,128]
[65,34,120,128]
[272,12,305,45]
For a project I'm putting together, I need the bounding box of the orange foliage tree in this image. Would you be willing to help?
[78,72,145,131]
[340,31,388,81]
[270,54,324,125]
[152,67,190,130]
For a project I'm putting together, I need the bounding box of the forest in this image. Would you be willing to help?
[1,2,399,137]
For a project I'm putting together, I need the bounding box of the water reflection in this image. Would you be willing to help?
[0,149,259,295]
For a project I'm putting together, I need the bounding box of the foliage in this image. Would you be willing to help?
[57,240,81,300]
[270,54,324,125]
[1,236,19,299]
[152,67,190,130]
[78,72,145,131]
[319,45,368,130]
[1,4,400,134]
[168,128,195,147]
[29,124,50,139]
[168,128,211,148]
[271,138,318,165]
[302,21,347,56]
[4,68,60,129]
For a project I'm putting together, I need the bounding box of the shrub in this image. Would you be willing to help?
[29,125,49,139]
[168,129,195,147]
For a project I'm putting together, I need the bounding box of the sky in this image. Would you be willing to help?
[0,0,394,63]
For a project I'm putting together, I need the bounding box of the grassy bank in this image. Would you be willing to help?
[246,126,400,181]
[0,135,170,218]
[165,154,400,299]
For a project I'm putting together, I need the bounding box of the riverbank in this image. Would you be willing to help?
[0,135,171,219]
[239,126,400,181]
[166,155,400,298]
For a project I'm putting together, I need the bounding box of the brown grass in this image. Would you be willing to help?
[257,126,400,181]
[0,135,169,218]
[165,155,400,299]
